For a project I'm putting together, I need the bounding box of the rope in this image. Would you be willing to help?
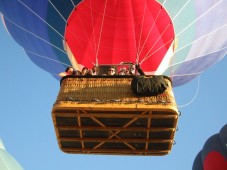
[162,0,167,6]
[140,23,172,64]
[168,45,227,70]
[129,0,139,65]
[24,50,71,76]
[176,0,223,37]
[159,0,181,80]
[63,29,96,65]
[140,36,174,64]
[172,71,202,77]
[4,16,67,54]
[137,5,163,58]
[172,0,191,21]
[177,76,200,108]
[168,0,225,77]
[175,23,227,54]
[76,10,97,63]
[94,0,108,65]
[169,24,227,76]
[48,0,67,22]
[136,0,147,64]
[139,0,225,68]
[89,0,97,55]
[25,50,70,66]
[70,0,75,7]
[17,0,64,38]
[171,49,226,108]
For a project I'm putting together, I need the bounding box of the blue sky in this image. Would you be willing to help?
[0,20,226,170]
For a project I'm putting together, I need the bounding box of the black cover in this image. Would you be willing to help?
[131,76,168,96]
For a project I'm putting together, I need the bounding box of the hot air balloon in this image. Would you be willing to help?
[192,124,227,170]
[0,139,24,170]
[0,0,226,155]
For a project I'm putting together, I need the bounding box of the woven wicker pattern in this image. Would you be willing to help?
[52,76,178,155]
[55,77,176,106]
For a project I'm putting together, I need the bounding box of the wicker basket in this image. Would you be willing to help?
[52,75,178,156]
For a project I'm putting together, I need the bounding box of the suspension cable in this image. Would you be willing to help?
[161,0,225,66]
[131,27,226,69]
[140,22,226,67]
[136,0,147,64]
[140,36,174,64]
[170,46,227,86]
[17,0,64,38]
[89,0,97,55]
[177,76,200,108]
[175,24,227,54]
[142,22,172,62]
[4,16,67,54]
[48,0,67,22]
[162,0,167,6]
[176,0,223,37]
[70,0,75,7]
[25,50,70,66]
[172,0,191,21]
[94,0,108,65]
[76,11,97,62]
[168,45,227,72]
[170,24,227,77]
[137,5,163,58]
[172,71,202,78]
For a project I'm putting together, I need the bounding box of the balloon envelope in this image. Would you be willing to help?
[192,124,227,170]
[0,139,24,170]
[0,0,226,86]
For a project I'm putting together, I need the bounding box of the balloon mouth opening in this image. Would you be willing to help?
[64,0,175,73]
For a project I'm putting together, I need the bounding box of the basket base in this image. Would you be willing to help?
[52,103,178,156]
